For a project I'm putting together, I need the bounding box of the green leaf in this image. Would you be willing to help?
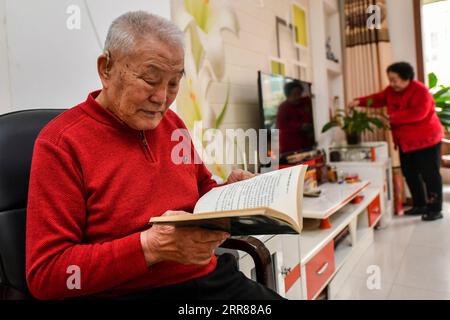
[322,121,339,133]
[367,118,386,129]
[325,108,388,136]
[438,118,450,127]
[434,86,450,98]
[214,83,230,129]
[188,26,205,74]
[335,109,346,117]
[437,113,450,127]
[435,96,450,105]
[437,103,450,110]
[184,0,211,32]
[429,72,438,89]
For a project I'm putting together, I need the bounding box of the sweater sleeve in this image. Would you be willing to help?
[168,109,220,196]
[26,139,150,300]
[389,86,434,125]
[358,89,388,109]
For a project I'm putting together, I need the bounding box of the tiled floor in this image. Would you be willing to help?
[334,186,450,300]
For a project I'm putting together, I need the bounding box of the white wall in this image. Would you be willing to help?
[0,0,11,114]
[386,0,418,72]
[204,0,312,132]
[0,0,170,114]
[310,0,345,148]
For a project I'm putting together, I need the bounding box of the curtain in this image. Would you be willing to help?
[343,0,398,163]
[344,0,404,212]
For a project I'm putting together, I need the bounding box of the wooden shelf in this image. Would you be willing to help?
[300,187,379,264]
[303,181,371,219]
[329,160,390,167]
[326,60,342,75]
[334,235,353,270]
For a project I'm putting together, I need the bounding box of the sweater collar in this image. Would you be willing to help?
[393,80,416,95]
[81,90,137,132]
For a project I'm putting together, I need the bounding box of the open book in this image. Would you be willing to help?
[150,165,308,236]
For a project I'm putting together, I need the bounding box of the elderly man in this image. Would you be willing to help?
[26,11,282,300]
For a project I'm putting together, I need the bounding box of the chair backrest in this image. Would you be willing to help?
[0,109,65,293]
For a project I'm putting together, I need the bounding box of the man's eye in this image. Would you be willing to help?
[144,79,157,86]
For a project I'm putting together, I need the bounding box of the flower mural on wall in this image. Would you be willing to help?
[172,0,241,180]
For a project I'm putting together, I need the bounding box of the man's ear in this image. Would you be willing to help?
[97,51,112,88]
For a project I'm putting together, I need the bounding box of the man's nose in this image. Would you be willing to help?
[149,84,167,106]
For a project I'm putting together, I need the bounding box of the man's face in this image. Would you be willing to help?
[104,38,184,130]
[388,72,410,92]
[289,87,304,102]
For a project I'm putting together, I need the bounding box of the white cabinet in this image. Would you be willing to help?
[237,183,384,300]
[238,235,302,300]
[329,142,394,227]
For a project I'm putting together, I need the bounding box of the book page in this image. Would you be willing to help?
[194,165,307,226]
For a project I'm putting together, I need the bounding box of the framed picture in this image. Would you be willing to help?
[269,57,286,76]
[291,60,309,81]
[291,3,308,49]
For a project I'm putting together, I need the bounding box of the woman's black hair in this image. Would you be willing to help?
[284,80,304,97]
[387,62,415,81]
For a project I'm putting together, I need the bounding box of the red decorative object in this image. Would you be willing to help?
[351,195,364,204]
[393,169,405,216]
[368,195,382,227]
[371,147,376,162]
[319,218,333,229]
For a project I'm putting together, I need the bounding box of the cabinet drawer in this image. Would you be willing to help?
[368,195,381,227]
[305,241,335,300]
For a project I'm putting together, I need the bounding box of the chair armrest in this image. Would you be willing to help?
[220,237,276,291]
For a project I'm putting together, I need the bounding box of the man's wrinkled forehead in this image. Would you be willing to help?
[126,38,184,71]
[141,60,185,76]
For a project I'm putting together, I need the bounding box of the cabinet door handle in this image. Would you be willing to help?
[316,262,329,276]
[281,266,292,277]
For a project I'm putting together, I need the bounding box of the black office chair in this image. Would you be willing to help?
[0,109,66,299]
[0,109,275,300]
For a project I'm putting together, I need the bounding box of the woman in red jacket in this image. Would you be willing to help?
[348,62,444,221]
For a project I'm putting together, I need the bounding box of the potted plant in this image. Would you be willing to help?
[321,107,388,145]
[429,73,450,167]
[429,73,450,130]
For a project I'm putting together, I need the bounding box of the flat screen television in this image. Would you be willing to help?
[257,71,316,160]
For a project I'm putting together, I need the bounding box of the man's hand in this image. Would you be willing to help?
[347,99,361,109]
[140,211,230,267]
[226,169,257,184]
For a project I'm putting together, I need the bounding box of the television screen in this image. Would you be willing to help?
[258,71,316,157]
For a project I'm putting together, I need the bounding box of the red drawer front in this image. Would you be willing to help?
[305,241,335,300]
[284,264,301,293]
[368,195,381,227]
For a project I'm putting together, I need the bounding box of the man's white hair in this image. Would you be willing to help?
[104,11,184,55]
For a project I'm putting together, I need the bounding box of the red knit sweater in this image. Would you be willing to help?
[26,91,218,299]
[358,80,444,153]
